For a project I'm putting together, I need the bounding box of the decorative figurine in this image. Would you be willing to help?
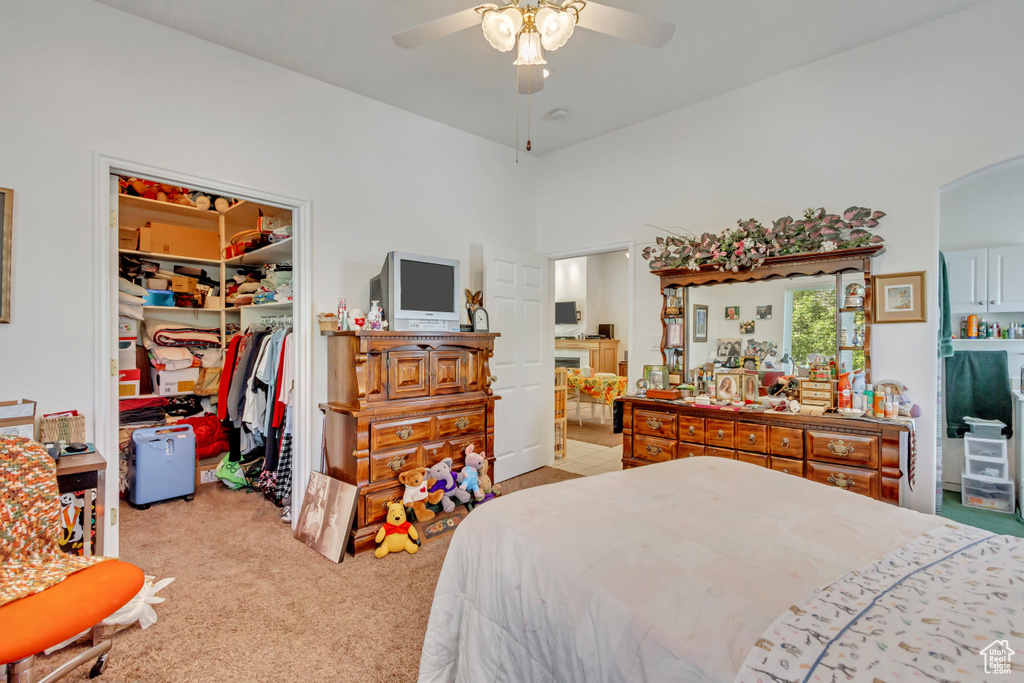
[347,307,366,330]
[844,283,866,309]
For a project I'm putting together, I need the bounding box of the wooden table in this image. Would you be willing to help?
[567,374,628,425]
[56,450,107,557]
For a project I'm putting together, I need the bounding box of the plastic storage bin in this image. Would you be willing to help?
[961,470,1015,513]
[963,417,1006,439]
[129,424,196,508]
[965,457,1009,480]
[964,433,1009,461]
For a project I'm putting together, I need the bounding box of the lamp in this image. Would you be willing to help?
[480,1,584,64]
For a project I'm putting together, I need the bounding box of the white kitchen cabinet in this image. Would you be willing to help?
[945,249,987,313]
[946,245,1024,314]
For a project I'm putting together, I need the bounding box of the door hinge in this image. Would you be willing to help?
[109,210,117,229]
[111,359,117,377]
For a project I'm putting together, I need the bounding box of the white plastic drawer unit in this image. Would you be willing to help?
[964,434,1008,462]
[961,470,1015,514]
[965,457,1009,481]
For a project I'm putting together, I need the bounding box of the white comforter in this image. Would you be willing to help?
[419,457,943,683]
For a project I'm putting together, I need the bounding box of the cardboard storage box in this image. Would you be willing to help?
[118,369,141,398]
[118,347,137,369]
[170,275,198,293]
[150,367,200,396]
[139,222,220,260]
[119,228,140,250]
[117,317,139,341]
[0,399,37,439]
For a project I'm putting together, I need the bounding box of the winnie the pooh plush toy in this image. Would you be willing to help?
[399,467,444,522]
[457,445,487,502]
[374,502,418,558]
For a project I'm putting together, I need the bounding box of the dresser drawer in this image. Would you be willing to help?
[770,456,803,477]
[801,381,832,391]
[735,423,768,453]
[806,431,878,468]
[365,485,405,525]
[677,444,706,459]
[634,409,677,440]
[421,441,449,468]
[706,420,735,448]
[801,389,833,401]
[633,434,675,462]
[369,445,422,483]
[737,452,768,467]
[677,416,705,444]
[371,415,433,451]
[706,447,736,459]
[437,409,485,439]
[806,461,877,499]
[769,427,804,458]
[448,434,485,470]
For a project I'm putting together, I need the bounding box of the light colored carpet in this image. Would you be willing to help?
[566,410,620,447]
[37,466,581,683]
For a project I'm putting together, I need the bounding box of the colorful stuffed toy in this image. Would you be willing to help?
[427,457,471,513]
[477,455,501,502]
[374,502,418,558]
[457,445,487,502]
[399,467,444,522]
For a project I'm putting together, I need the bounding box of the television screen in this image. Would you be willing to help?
[555,301,578,324]
[400,259,455,312]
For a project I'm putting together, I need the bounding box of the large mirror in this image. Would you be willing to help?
[663,271,867,386]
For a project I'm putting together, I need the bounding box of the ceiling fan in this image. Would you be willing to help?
[393,1,676,94]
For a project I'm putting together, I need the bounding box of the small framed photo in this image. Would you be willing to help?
[874,271,926,323]
[715,338,741,358]
[725,306,739,320]
[741,373,760,401]
[739,320,755,334]
[740,355,760,372]
[756,305,772,319]
[643,364,669,390]
[715,372,742,402]
[667,322,683,347]
[693,304,708,343]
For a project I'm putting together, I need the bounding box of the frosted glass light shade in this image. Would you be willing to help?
[513,28,546,65]
[535,7,575,51]
[481,7,523,52]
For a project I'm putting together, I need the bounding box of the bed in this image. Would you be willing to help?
[418,457,1023,682]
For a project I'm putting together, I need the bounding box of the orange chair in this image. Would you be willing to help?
[0,437,144,682]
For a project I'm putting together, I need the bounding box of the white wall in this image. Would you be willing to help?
[554,256,587,337]
[0,0,538,553]
[585,251,629,358]
[536,0,1024,514]
[940,158,1024,251]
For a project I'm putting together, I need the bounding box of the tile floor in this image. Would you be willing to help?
[552,439,623,476]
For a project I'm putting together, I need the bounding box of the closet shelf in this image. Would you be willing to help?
[232,301,293,310]
[119,249,221,266]
[142,306,225,313]
[119,392,192,401]
[224,237,293,266]
[119,194,233,221]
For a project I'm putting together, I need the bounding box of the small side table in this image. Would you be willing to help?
[56,451,107,557]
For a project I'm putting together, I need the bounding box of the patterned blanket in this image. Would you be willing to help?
[736,524,1024,682]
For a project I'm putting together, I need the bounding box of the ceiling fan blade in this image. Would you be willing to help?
[574,1,675,48]
[392,7,482,49]
[517,65,545,94]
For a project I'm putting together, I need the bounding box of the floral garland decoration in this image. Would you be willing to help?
[641,206,886,273]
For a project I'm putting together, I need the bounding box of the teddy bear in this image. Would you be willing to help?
[399,467,444,522]
[427,457,472,513]
[457,445,487,502]
[374,501,419,558]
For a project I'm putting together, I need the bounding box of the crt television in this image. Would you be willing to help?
[555,301,579,325]
[369,251,461,332]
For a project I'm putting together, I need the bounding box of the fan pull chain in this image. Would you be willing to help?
[526,66,532,152]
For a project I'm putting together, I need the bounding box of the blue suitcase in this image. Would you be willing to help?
[129,424,196,508]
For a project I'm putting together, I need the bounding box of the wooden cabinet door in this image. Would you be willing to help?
[429,350,466,396]
[945,249,987,314]
[387,351,430,400]
[988,245,1024,312]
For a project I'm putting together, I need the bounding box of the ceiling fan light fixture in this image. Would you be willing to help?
[513,27,546,66]
[481,6,523,52]
[535,7,576,51]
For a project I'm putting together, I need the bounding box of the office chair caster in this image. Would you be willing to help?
[88,652,108,678]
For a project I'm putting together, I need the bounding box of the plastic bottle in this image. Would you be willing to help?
[873,387,885,417]
[967,315,979,338]
[980,318,988,338]
[864,384,874,416]
[885,394,897,418]
[838,372,852,409]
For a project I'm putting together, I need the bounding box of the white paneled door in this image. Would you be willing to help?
[484,246,553,482]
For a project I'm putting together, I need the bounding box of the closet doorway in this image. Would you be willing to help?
[94,157,311,557]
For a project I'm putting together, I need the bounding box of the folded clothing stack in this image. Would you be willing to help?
[119,396,168,426]
[118,277,147,320]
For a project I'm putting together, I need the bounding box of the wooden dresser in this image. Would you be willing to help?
[320,330,500,554]
[619,397,906,504]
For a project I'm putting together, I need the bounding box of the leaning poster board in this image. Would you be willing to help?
[0,399,36,439]
[294,471,359,563]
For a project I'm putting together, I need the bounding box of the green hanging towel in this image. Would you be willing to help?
[938,252,953,359]
[944,350,1013,438]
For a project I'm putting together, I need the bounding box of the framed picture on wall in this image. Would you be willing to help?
[693,304,708,342]
[0,187,12,323]
[725,306,739,320]
[874,271,926,323]
[667,322,683,347]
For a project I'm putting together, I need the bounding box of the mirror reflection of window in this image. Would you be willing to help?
[786,286,837,366]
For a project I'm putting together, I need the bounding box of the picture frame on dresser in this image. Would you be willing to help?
[0,187,12,323]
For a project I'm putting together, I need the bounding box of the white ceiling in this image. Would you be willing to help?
[91,0,985,153]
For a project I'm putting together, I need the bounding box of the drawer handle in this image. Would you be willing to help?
[828,473,855,490]
[646,444,663,456]
[387,456,406,471]
[717,429,724,440]
[455,417,470,430]
[781,437,790,449]
[827,440,853,457]
[396,425,414,440]
[646,417,663,430]
[688,426,695,436]
[747,434,756,445]
[782,468,791,474]
[688,452,695,457]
